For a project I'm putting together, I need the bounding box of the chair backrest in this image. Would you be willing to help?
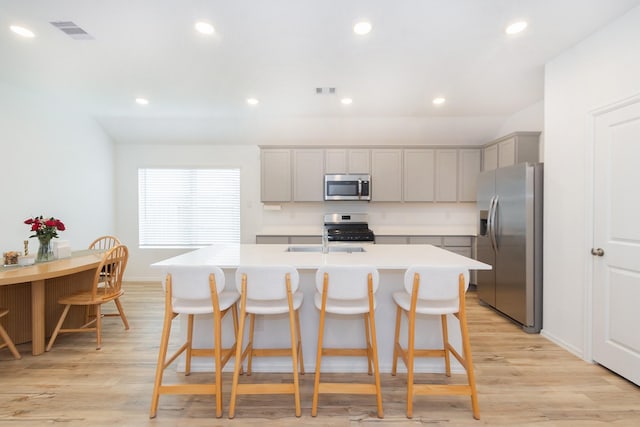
[94,244,128,297]
[165,265,226,300]
[89,235,121,251]
[404,266,470,303]
[315,265,379,300]
[235,265,299,300]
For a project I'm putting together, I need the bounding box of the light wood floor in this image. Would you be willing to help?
[1,281,638,426]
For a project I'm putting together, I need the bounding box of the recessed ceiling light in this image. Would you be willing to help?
[341,98,353,105]
[353,21,372,35]
[135,98,149,105]
[505,21,528,35]
[247,98,259,105]
[432,97,446,105]
[195,21,215,35]
[10,25,35,38]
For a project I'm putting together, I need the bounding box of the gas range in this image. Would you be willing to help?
[323,213,375,243]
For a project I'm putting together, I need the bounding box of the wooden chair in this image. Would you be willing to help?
[88,235,120,251]
[150,266,240,418]
[0,308,21,359]
[229,265,304,418]
[312,265,383,418]
[391,266,479,419]
[87,235,124,323]
[46,244,130,351]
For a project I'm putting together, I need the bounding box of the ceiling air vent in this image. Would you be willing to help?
[315,87,336,95]
[49,21,94,40]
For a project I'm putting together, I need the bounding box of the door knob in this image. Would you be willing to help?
[591,248,605,256]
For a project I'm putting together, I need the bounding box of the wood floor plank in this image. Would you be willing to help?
[1,281,639,425]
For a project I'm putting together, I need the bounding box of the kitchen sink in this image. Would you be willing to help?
[285,245,366,253]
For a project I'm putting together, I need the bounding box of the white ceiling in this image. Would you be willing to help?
[2,0,639,146]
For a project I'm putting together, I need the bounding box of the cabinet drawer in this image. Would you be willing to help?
[445,246,472,258]
[443,236,471,247]
[256,236,289,244]
[375,236,408,244]
[409,236,443,246]
[290,236,320,244]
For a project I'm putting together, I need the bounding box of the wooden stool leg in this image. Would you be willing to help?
[312,291,328,417]
[95,304,103,350]
[368,307,383,418]
[459,308,480,419]
[391,305,402,376]
[441,314,451,377]
[406,308,416,418]
[229,295,247,419]
[286,294,301,417]
[364,313,373,375]
[213,310,223,418]
[149,304,174,418]
[247,313,255,376]
[295,309,305,375]
[46,304,71,352]
[0,324,21,360]
[185,314,194,375]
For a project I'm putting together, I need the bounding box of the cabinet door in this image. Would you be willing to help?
[498,137,516,168]
[458,149,481,202]
[261,149,291,202]
[404,149,435,201]
[325,149,347,174]
[293,149,324,201]
[349,149,371,173]
[483,144,498,171]
[435,149,458,202]
[375,236,408,244]
[371,149,402,201]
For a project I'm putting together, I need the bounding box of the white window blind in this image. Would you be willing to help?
[138,168,240,247]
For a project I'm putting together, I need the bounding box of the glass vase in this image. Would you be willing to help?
[36,237,54,262]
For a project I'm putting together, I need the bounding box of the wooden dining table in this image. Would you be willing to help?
[0,250,103,355]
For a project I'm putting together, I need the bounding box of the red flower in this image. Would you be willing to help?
[24,218,34,225]
[24,215,66,239]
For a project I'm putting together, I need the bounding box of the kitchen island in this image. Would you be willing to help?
[152,243,491,373]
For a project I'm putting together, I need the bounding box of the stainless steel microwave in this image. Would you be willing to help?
[324,174,371,201]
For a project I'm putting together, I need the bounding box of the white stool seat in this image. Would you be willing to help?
[392,291,458,315]
[173,290,240,314]
[246,290,304,314]
[313,293,375,315]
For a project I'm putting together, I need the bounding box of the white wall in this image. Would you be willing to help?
[0,83,115,256]
[543,6,640,357]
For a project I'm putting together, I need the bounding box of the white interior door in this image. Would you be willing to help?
[592,98,640,386]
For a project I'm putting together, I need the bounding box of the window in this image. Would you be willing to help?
[138,168,240,248]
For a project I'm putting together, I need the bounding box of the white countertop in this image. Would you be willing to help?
[256,226,477,236]
[151,243,491,270]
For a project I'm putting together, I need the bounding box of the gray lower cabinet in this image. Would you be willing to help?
[256,235,320,244]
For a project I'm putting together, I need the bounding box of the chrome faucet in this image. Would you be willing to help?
[322,227,329,254]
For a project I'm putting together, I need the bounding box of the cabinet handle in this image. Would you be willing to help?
[591,248,605,257]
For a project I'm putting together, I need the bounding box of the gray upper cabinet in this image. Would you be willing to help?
[483,132,541,171]
[371,149,403,201]
[435,149,458,202]
[293,149,324,201]
[325,148,370,174]
[261,149,291,202]
[458,149,482,202]
[403,149,435,202]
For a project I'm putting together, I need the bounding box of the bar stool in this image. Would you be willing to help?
[0,308,21,359]
[312,265,383,418]
[150,266,239,418]
[229,265,304,418]
[391,266,479,419]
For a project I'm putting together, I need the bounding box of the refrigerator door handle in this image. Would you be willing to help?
[489,195,499,251]
[487,195,495,247]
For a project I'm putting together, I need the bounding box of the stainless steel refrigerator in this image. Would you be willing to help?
[476,163,543,333]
